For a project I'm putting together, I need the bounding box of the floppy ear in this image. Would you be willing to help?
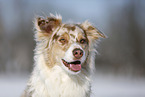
[80,21,106,41]
[34,16,62,40]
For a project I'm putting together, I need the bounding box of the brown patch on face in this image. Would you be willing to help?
[70,34,75,38]
[53,34,59,40]
[63,24,76,31]
[77,31,88,43]
[58,32,70,46]
[48,33,71,65]
[71,26,76,31]
[45,33,71,67]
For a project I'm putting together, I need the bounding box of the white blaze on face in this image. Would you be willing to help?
[63,26,86,63]
[69,26,84,42]
[63,43,86,63]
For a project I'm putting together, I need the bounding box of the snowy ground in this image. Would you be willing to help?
[0,74,145,97]
[91,74,145,97]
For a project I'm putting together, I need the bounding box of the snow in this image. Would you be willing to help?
[0,75,28,97]
[0,74,145,97]
[91,74,145,97]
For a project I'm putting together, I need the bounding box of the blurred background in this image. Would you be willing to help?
[0,0,145,97]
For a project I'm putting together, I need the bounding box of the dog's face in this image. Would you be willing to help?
[35,15,105,74]
[52,24,89,74]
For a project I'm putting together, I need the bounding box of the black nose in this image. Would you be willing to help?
[73,48,83,59]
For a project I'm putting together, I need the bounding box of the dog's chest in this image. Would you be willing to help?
[32,68,90,97]
[45,72,88,97]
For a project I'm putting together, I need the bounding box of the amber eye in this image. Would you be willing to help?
[59,38,67,44]
[80,39,86,44]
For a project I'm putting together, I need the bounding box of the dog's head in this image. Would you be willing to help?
[34,14,105,74]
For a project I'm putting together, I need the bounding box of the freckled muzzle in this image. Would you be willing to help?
[62,59,81,72]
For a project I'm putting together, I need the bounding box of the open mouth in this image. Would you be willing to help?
[62,59,81,72]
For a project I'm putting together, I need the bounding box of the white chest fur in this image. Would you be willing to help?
[29,56,91,97]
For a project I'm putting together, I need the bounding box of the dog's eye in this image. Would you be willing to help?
[59,38,66,44]
[80,39,87,44]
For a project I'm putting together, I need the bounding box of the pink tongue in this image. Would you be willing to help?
[70,64,81,71]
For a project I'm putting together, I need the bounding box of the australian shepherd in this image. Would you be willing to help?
[21,14,105,97]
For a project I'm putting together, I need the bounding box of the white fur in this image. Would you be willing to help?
[27,54,90,97]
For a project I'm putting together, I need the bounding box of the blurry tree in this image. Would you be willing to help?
[0,6,5,73]
[127,0,145,75]
[96,0,145,76]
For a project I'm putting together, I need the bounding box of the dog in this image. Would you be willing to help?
[21,14,105,97]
